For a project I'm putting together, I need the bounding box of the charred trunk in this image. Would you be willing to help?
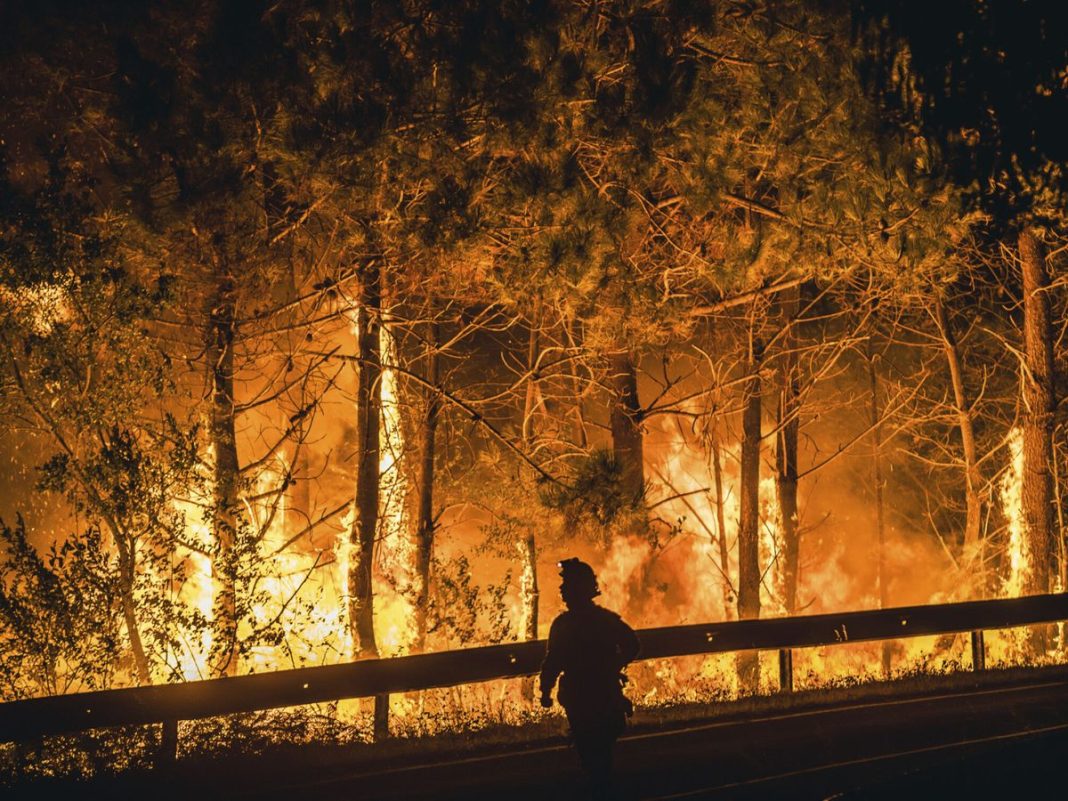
[1020,229,1056,601]
[208,268,240,678]
[866,338,892,678]
[608,351,644,505]
[349,259,381,658]
[737,336,762,692]
[286,257,313,534]
[413,322,439,652]
[776,286,801,615]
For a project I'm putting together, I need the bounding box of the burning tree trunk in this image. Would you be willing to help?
[608,351,644,504]
[413,321,440,652]
[519,533,539,643]
[737,334,762,692]
[866,337,892,678]
[349,259,382,658]
[207,265,240,678]
[517,530,539,702]
[930,296,984,578]
[776,286,801,615]
[1019,229,1056,601]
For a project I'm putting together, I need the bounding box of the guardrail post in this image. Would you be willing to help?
[373,693,389,741]
[778,648,793,692]
[158,718,178,768]
[970,630,986,671]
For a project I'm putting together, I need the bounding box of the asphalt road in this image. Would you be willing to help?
[251,675,1068,801]
[11,671,1068,800]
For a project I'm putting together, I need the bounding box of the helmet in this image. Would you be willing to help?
[558,557,600,600]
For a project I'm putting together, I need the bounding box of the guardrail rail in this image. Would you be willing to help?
[2,592,1067,765]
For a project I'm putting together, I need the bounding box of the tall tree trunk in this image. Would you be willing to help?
[931,297,983,582]
[208,266,240,678]
[710,421,734,621]
[349,259,381,658]
[737,333,762,692]
[608,351,644,504]
[866,337,891,678]
[519,324,542,701]
[1020,229,1056,602]
[776,286,801,615]
[413,321,439,652]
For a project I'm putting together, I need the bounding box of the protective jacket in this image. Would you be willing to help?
[539,603,640,731]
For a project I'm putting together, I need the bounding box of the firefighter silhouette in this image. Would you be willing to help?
[540,557,640,792]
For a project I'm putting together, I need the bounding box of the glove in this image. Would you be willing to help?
[540,693,553,708]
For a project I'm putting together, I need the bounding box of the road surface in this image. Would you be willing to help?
[9,667,1068,800]
[249,670,1068,800]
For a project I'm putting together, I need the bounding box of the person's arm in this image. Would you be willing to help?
[538,618,563,707]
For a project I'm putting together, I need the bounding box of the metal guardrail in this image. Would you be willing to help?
[2,592,1067,758]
